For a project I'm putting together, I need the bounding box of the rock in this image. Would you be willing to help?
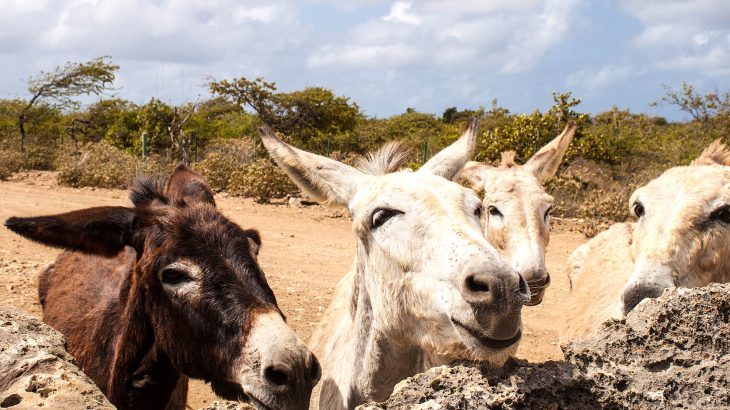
[198,400,254,409]
[564,283,730,408]
[360,284,730,409]
[0,305,113,409]
[359,360,598,409]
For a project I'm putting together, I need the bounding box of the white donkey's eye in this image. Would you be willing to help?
[371,208,403,229]
[544,206,553,222]
[487,206,503,218]
[632,202,645,218]
[710,205,730,224]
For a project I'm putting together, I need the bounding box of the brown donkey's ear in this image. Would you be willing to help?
[5,206,136,257]
[165,163,216,206]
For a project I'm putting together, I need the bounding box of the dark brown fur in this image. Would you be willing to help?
[7,165,280,409]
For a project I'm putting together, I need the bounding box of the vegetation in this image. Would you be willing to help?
[2,58,728,230]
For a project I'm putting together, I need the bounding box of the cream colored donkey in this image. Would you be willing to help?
[260,121,529,410]
[562,140,730,342]
[459,122,576,305]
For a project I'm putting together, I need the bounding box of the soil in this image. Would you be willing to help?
[0,171,586,408]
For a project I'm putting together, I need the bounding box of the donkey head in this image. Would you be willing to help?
[261,121,529,363]
[459,122,575,305]
[5,165,319,410]
[621,140,730,314]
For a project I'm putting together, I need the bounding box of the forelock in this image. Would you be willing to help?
[130,176,168,207]
[500,151,518,168]
[357,141,411,175]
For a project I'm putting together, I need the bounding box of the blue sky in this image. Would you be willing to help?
[1,0,729,120]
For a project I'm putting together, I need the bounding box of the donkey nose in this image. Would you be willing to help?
[262,351,320,395]
[462,270,530,306]
[621,284,665,315]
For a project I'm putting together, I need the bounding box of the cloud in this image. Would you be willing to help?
[306,0,579,71]
[567,65,640,89]
[382,2,421,25]
[621,0,730,75]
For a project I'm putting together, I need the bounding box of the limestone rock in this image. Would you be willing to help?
[0,305,113,409]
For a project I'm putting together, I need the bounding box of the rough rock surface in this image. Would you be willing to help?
[565,284,730,408]
[0,305,113,409]
[360,283,730,409]
[197,400,254,409]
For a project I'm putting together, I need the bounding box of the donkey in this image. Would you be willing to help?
[4,165,320,410]
[561,140,730,342]
[459,122,575,305]
[259,121,530,410]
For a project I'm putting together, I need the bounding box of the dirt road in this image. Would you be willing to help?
[0,172,585,408]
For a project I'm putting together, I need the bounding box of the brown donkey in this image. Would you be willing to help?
[4,165,319,410]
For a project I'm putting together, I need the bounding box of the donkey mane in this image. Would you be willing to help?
[130,176,168,207]
[356,141,411,175]
[499,151,518,168]
[691,139,730,166]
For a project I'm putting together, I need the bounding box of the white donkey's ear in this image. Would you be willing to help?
[420,117,479,180]
[524,121,576,183]
[458,161,492,193]
[259,125,365,206]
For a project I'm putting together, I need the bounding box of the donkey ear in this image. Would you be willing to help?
[5,206,136,257]
[420,117,479,180]
[165,163,216,206]
[524,121,576,183]
[458,161,492,192]
[259,125,366,207]
[691,139,730,166]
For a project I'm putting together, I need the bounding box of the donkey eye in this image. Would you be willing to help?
[487,206,503,218]
[544,206,554,221]
[710,205,730,224]
[371,208,403,229]
[160,268,193,286]
[632,202,645,218]
[474,204,484,219]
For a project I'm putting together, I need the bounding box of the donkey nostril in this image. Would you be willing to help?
[466,274,489,293]
[263,365,290,388]
[309,354,321,383]
[518,274,530,297]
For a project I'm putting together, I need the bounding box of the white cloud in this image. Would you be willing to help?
[621,0,730,75]
[307,0,580,72]
[567,65,639,89]
[382,2,421,25]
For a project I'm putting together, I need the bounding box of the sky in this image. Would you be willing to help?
[1,0,729,120]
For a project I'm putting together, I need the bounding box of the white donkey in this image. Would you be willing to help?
[259,121,529,410]
[459,122,576,305]
[562,140,730,342]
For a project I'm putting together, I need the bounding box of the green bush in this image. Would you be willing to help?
[57,141,137,189]
[228,159,298,203]
[0,149,23,180]
[194,138,256,191]
[194,152,244,192]
[22,144,56,170]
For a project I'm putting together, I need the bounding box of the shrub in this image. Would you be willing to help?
[57,141,137,189]
[194,138,256,191]
[21,144,56,170]
[228,159,298,203]
[0,149,23,180]
[195,152,244,192]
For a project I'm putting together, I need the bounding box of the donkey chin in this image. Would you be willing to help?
[217,311,321,410]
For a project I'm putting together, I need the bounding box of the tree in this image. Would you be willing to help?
[652,82,730,129]
[209,76,361,152]
[168,99,200,165]
[19,57,118,152]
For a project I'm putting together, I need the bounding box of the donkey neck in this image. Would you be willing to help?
[323,261,448,408]
[105,255,183,409]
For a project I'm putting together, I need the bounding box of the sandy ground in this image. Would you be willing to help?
[0,172,586,408]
